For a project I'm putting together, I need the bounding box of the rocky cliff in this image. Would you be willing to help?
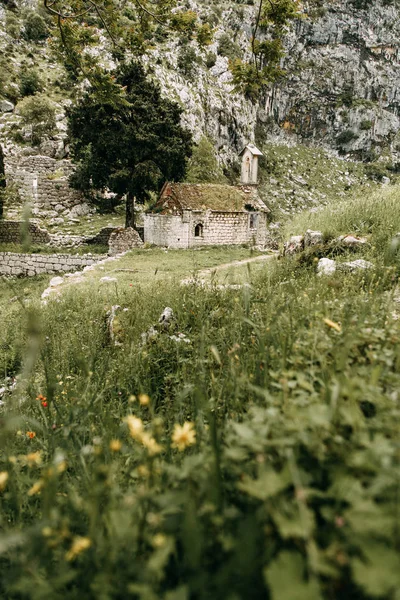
[1,0,399,170]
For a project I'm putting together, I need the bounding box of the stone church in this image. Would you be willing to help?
[144,145,269,249]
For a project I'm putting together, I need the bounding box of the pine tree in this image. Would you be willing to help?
[68,63,192,227]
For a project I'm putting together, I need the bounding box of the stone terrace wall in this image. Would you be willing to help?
[0,221,51,244]
[5,155,85,217]
[0,253,106,277]
[86,227,119,245]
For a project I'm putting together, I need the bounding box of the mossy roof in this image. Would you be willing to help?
[150,183,269,215]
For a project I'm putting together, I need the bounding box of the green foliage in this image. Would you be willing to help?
[205,52,217,69]
[23,11,49,41]
[170,9,198,39]
[336,129,358,147]
[196,23,214,47]
[177,45,201,78]
[364,162,390,181]
[2,218,400,596]
[17,93,56,146]
[217,32,242,61]
[19,68,43,97]
[230,0,300,101]
[231,58,284,101]
[5,10,21,39]
[360,119,373,131]
[185,136,227,184]
[68,63,192,226]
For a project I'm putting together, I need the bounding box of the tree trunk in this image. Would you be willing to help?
[0,144,6,220]
[125,192,135,228]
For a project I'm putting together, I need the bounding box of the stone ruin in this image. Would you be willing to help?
[108,227,144,256]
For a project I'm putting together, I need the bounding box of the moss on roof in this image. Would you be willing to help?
[151,183,268,214]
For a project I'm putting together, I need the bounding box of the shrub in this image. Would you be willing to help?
[17,93,56,145]
[364,162,389,181]
[23,11,48,41]
[177,46,201,78]
[336,129,358,146]
[217,32,242,61]
[19,68,43,97]
[197,23,214,47]
[5,11,21,39]
[205,52,217,69]
[185,136,227,183]
[360,119,373,130]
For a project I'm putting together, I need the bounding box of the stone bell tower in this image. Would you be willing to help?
[239,144,263,185]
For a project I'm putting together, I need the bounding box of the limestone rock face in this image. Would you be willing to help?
[261,0,400,161]
[0,100,14,113]
[108,227,143,256]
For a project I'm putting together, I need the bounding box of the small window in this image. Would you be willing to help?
[194,223,204,237]
[249,213,259,229]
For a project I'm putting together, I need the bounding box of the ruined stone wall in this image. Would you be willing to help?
[0,252,105,277]
[5,155,86,217]
[144,211,267,248]
[0,221,51,244]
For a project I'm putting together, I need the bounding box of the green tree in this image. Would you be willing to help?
[186,136,227,184]
[231,0,301,101]
[17,94,56,146]
[0,144,5,219]
[68,63,192,227]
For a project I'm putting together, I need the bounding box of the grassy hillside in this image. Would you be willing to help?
[1,189,400,598]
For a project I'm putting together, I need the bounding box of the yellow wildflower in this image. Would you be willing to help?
[152,533,167,548]
[323,318,341,333]
[137,465,150,478]
[28,479,44,496]
[0,471,9,492]
[141,432,162,456]
[123,415,144,440]
[109,439,122,452]
[66,536,92,561]
[139,393,150,406]
[128,395,136,404]
[171,422,196,451]
[25,452,42,467]
[56,460,67,474]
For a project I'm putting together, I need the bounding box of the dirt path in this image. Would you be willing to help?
[198,253,276,278]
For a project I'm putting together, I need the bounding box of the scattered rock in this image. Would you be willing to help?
[49,276,64,287]
[337,235,367,247]
[0,100,14,113]
[339,259,374,272]
[158,307,175,329]
[68,203,92,218]
[284,235,304,255]
[382,176,390,185]
[317,258,337,276]
[305,229,323,247]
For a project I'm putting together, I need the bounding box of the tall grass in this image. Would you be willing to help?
[1,223,400,597]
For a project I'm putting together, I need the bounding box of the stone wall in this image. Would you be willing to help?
[144,210,267,248]
[5,155,87,218]
[0,221,51,244]
[0,252,105,277]
[86,227,119,246]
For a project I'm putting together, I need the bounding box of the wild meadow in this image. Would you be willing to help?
[1,188,400,598]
